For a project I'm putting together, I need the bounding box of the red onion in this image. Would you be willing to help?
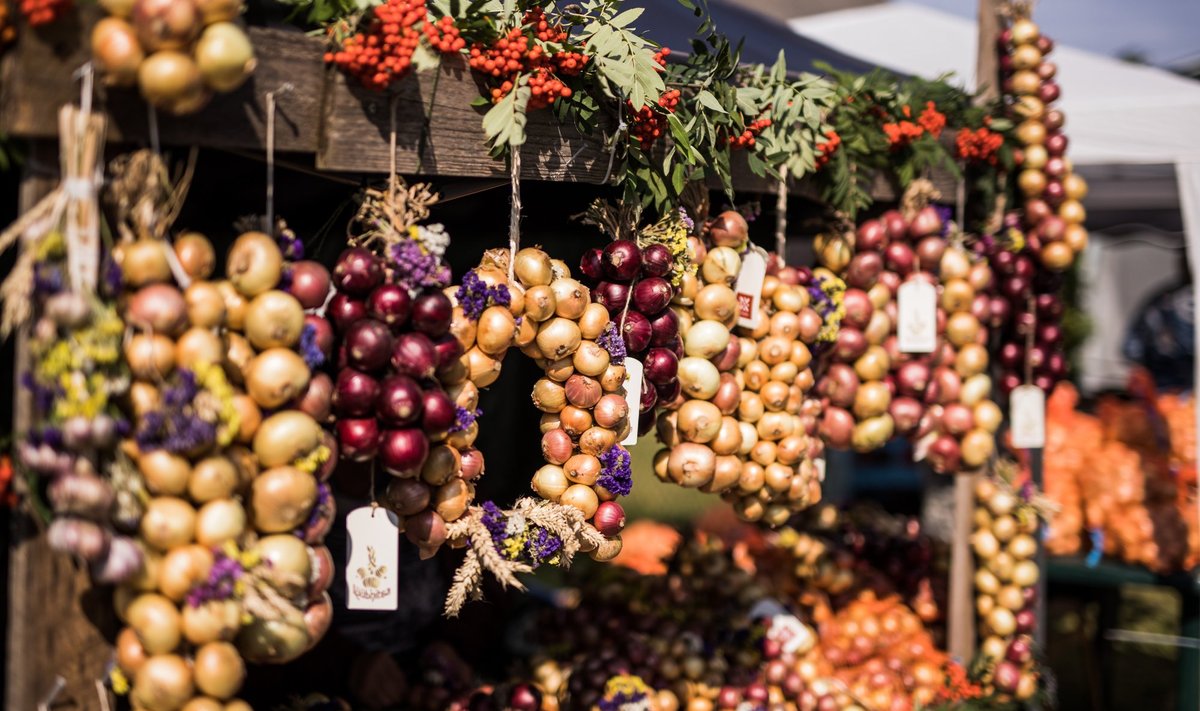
[640,244,673,277]
[594,281,631,317]
[1024,199,1052,226]
[621,310,652,353]
[992,249,1017,275]
[593,501,625,536]
[333,368,380,417]
[639,376,658,413]
[297,372,333,421]
[1039,81,1061,104]
[1045,132,1068,156]
[942,403,974,435]
[376,375,424,426]
[579,248,604,280]
[508,685,541,711]
[632,277,673,314]
[916,236,947,271]
[927,434,961,474]
[337,418,381,460]
[999,343,1023,370]
[896,361,930,397]
[710,339,741,372]
[820,407,855,449]
[821,363,860,409]
[1034,373,1055,392]
[367,284,412,328]
[1038,322,1063,346]
[1002,276,1031,300]
[932,367,962,405]
[1044,180,1066,205]
[648,308,679,347]
[421,388,456,433]
[971,294,991,322]
[878,270,901,295]
[1006,636,1033,664]
[328,294,367,332]
[855,219,887,252]
[1036,293,1064,319]
[885,242,915,275]
[1044,108,1065,130]
[994,661,1020,693]
[834,328,868,362]
[1001,370,1023,395]
[345,318,393,372]
[989,297,1011,327]
[709,210,749,246]
[889,397,925,434]
[881,210,908,241]
[841,289,873,330]
[288,261,332,309]
[845,251,884,289]
[334,247,383,295]
[433,335,465,371]
[643,347,679,385]
[411,291,452,338]
[1046,352,1067,378]
[390,332,438,380]
[654,378,681,403]
[908,206,943,239]
[379,428,429,476]
[602,240,642,281]
[459,447,485,480]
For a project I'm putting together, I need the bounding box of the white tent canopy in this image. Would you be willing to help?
[791,2,1200,394]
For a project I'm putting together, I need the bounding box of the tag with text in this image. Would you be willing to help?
[735,250,767,329]
[345,506,400,611]
[1010,384,1046,449]
[897,280,937,353]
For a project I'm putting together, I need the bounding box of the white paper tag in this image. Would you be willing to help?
[735,251,767,329]
[344,505,400,610]
[766,613,816,655]
[897,280,937,353]
[622,358,643,446]
[1010,385,1046,449]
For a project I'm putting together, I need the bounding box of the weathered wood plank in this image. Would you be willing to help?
[0,11,325,153]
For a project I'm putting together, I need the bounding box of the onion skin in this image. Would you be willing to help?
[194,22,256,93]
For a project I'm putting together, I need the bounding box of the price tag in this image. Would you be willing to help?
[345,506,400,611]
[897,280,937,353]
[621,358,643,446]
[735,250,767,329]
[1010,384,1046,449]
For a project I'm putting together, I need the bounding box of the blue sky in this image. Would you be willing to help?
[907,0,1200,69]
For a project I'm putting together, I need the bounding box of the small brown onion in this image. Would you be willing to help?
[117,627,148,675]
[600,364,626,392]
[537,318,582,360]
[524,285,557,322]
[694,284,738,323]
[564,374,603,408]
[119,239,172,286]
[710,416,743,455]
[666,443,716,488]
[532,464,570,502]
[140,497,196,550]
[139,450,192,496]
[127,593,183,655]
[249,467,317,533]
[184,282,226,329]
[578,302,610,339]
[956,343,990,377]
[420,445,461,486]
[558,406,593,438]
[751,440,777,466]
[93,18,145,87]
[175,327,224,370]
[578,426,617,456]
[514,248,553,286]
[565,454,601,485]
[245,348,310,409]
[593,393,629,429]
[573,341,610,377]
[434,479,471,522]
[529,378,568,415]
[126,333,177,380]
[701,247,742,285]
[541,429,573,465]
[560,484,599,518]
[550,278,589,319]
[157,544,213,602]
[466,348,502,387]
[193,641,245,700]
[384,478,430,516]
[476,306,516,355]
[226,232,283,298]
[739,392,764,423]
[760,380,790,412]
[132,654,194,711]
[195,499,246,547]
[702,455,742,494]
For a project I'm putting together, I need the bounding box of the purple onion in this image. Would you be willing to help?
[379,429,429,476]
[602,240,642,281]
[411,291,452,338]
[594,281,631,317]
[640,244,673,277]
[632,277,673,315]
[620,310,652,353]
[391,332,438,380]
[334,247,384,295]
[580,248,604,281]
[643,347,678,385]
[421,388,456,433]
[344,319,394,373]
[367,284,412,329]
[376,375,424,426]
[329,294,368,333]
[333,368,380,417]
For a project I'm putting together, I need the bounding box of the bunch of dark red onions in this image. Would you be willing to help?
[1000,13,1088,272]
[326,242,471,558]
[580,235,683,436]
[971,474,1041,702]
[816,208,1000,474]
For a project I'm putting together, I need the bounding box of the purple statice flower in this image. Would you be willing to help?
[296,483,333,539]
[278,264,294,291]
[162,370,199,408]
[102,258,123,297]
[390,240,450,295]
[524,526,562,567]
[480,501,508,550]
[276,230,305,261]
[678,207,694,232]
[33,263,64,295]
[21,372,58,414]
[136,370,217,453]
[596,322,627,364]
[454,270,510,320]
[597,445,633,497]
[935,205,955,236]
[186,550,245,608]
[450,406,481,433]
[299,323,326,370]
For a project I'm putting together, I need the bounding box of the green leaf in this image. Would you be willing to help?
[481,78,531,152]
[695,90,725,114]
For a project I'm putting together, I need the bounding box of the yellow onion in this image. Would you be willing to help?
[195,498,247,547]
[175,327,224,369]
[139,450,191,496]
[182,599,241,645]
[127,594,182,655]
[560,484,599,518]
[249,467,316,533]
[185,282,226,329]
[226,232,283,298]
[194,22,255,93]
[138,51,210,116]
[237,618,309,665]
[244,290,304,350]
[92,18,145,88]
[157,544,213,602]
[252,410,323,468]
[126,333,177,380]
[254,535,311,597]
[140,497,196,550]
[132,654,194,711]
[245,348,310,409]
[193,641,245,700]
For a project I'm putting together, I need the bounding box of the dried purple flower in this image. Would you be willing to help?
[597,445,632,497]
[299,323,326,370]
[596,322,627,365]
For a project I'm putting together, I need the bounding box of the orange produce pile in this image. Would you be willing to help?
[1042,379,1199,572]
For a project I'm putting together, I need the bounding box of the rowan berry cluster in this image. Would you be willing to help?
[20,0,71,27]
[955,126,1003,165]
[628,88,681,150]
[324,0,461,92]
[467,9,587,109]
[723,116,772,150]
[815,129,841,170]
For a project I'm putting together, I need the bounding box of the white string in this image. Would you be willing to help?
[264,83,294,235]
[508,146,522,282]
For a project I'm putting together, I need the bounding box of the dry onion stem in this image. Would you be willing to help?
[349,179,439,251]
[107,148,196,242]
[241,566,307,627]
[443,497,605,617]
[899,178,942,222]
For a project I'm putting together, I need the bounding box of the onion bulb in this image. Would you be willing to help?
[194,22,256,93]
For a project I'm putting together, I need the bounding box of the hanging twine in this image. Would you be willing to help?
[1023,295,1036,385]
[264,83,293,236]
[775,165,789,259]
[508,146,522,282]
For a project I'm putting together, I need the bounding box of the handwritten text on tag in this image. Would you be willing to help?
[345,506,400,611]
[897,280,937,353]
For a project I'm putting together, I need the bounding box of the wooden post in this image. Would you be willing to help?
[5,141,114,711]
[947,0,1004,665]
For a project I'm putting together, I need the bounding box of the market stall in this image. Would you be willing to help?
[0,0,1091,709]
